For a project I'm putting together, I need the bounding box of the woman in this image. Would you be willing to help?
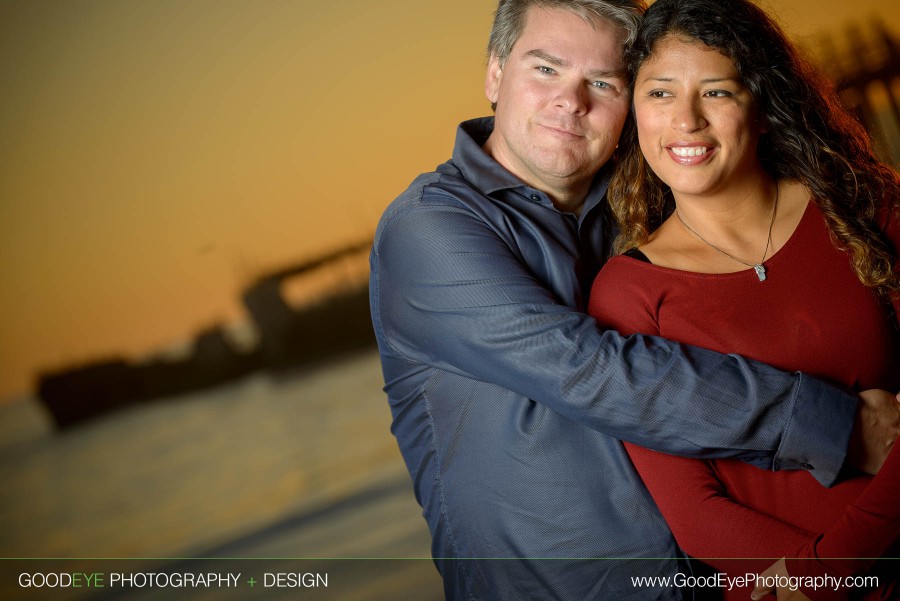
[588,0,900,599]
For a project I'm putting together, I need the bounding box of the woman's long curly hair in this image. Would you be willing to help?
[608,0,900,298]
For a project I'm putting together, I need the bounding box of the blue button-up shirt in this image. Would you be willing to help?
[369,117,855,600]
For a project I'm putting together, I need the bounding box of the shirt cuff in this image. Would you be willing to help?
[773,373,855,487]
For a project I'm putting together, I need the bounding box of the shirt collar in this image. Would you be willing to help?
[452,116,612,219]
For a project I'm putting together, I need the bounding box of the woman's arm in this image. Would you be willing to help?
[623,442,814,575]
[786,443,900,588]
[754,445,900,600]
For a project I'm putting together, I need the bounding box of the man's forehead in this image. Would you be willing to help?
[513,7,625,50]
[519,5,624,36]
[509,8,626,70]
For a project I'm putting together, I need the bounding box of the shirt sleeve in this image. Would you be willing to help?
[371,198,856,485]
[622,442,815,572]
[786,445,900,599]
[626,442,899,601]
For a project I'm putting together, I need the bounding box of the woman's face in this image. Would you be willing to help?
[633,35,766,198]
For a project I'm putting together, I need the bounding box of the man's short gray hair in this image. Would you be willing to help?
[487,0,647,66]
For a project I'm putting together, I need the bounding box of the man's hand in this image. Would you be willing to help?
[846,389,900,475]
[750,558,811,601]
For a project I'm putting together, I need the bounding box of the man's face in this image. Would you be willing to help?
[484,6,630,204]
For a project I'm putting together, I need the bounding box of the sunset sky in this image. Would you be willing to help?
[1,0,898,399]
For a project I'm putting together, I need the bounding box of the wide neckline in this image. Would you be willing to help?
[618,198,815,280]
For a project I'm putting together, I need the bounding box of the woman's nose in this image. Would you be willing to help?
[672,97,707,132]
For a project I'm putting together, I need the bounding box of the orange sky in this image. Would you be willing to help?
[1,0,898,399]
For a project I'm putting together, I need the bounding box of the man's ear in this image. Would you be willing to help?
[485,54,503,105]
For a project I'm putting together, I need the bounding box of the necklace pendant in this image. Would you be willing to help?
[753,264,767,282]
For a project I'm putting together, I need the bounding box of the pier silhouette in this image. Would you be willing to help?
[37,239,375,428]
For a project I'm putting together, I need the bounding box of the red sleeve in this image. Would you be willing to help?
[787,445,900,599]
[623,442,815,577]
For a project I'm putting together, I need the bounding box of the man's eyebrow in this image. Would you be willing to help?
[523,49,625,79]
[523,49,567,67]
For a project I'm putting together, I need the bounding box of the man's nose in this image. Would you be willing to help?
[554,81,588,115]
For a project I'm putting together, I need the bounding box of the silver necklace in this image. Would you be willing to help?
[675,185,779,282]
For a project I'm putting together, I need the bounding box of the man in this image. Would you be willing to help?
[369,1,899,599]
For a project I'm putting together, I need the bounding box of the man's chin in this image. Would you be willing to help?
[534,158,599,183]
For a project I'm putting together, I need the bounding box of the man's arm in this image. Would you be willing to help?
[371,199,855,485]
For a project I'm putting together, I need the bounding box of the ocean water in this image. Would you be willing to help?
[0,351,442,600]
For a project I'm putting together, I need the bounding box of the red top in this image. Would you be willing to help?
[589,201,900,600]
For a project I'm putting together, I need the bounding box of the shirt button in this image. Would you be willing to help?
[530,194,540,202]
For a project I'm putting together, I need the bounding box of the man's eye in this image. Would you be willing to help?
[591,81,611,90]
[537,65,556,75]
